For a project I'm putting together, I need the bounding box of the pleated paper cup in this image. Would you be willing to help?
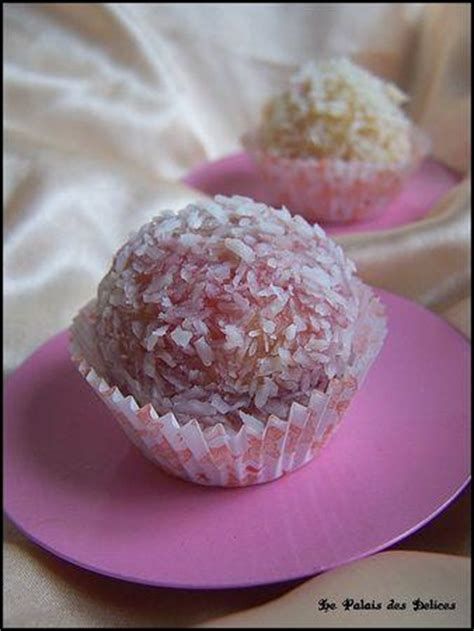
[69,293,386,487]
[243,127,430,224]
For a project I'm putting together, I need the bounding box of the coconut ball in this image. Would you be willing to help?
[257,57,412,163]
[94,195,384,431]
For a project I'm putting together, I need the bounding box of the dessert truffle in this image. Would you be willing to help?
[258,57,412,164]
[243,58,428,223]
[94,195,384,432]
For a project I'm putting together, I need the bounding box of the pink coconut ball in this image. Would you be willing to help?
[94,195,385,432]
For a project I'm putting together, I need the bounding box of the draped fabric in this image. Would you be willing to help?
[4,3,470,627]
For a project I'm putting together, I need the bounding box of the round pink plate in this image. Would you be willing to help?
[4,290,470,589]
[183,153,461,235]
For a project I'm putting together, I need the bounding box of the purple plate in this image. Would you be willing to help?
[3,290,470,588]
[183,153,461,235]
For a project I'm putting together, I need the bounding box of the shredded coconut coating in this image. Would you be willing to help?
[257,57,412,164]
[94,195,384,431]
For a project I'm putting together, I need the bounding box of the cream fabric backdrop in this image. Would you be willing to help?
[4,3,471,628]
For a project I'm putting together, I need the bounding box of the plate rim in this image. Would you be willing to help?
[4,479,471,590]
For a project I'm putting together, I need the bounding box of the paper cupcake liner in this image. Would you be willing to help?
[69,294,387,487]
[243,127,430,224]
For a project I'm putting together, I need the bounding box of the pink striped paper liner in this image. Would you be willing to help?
[243,127,430,224]
[69,294,386,487]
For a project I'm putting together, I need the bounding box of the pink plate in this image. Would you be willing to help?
[3,290,471,589]
[183,153,461,235]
